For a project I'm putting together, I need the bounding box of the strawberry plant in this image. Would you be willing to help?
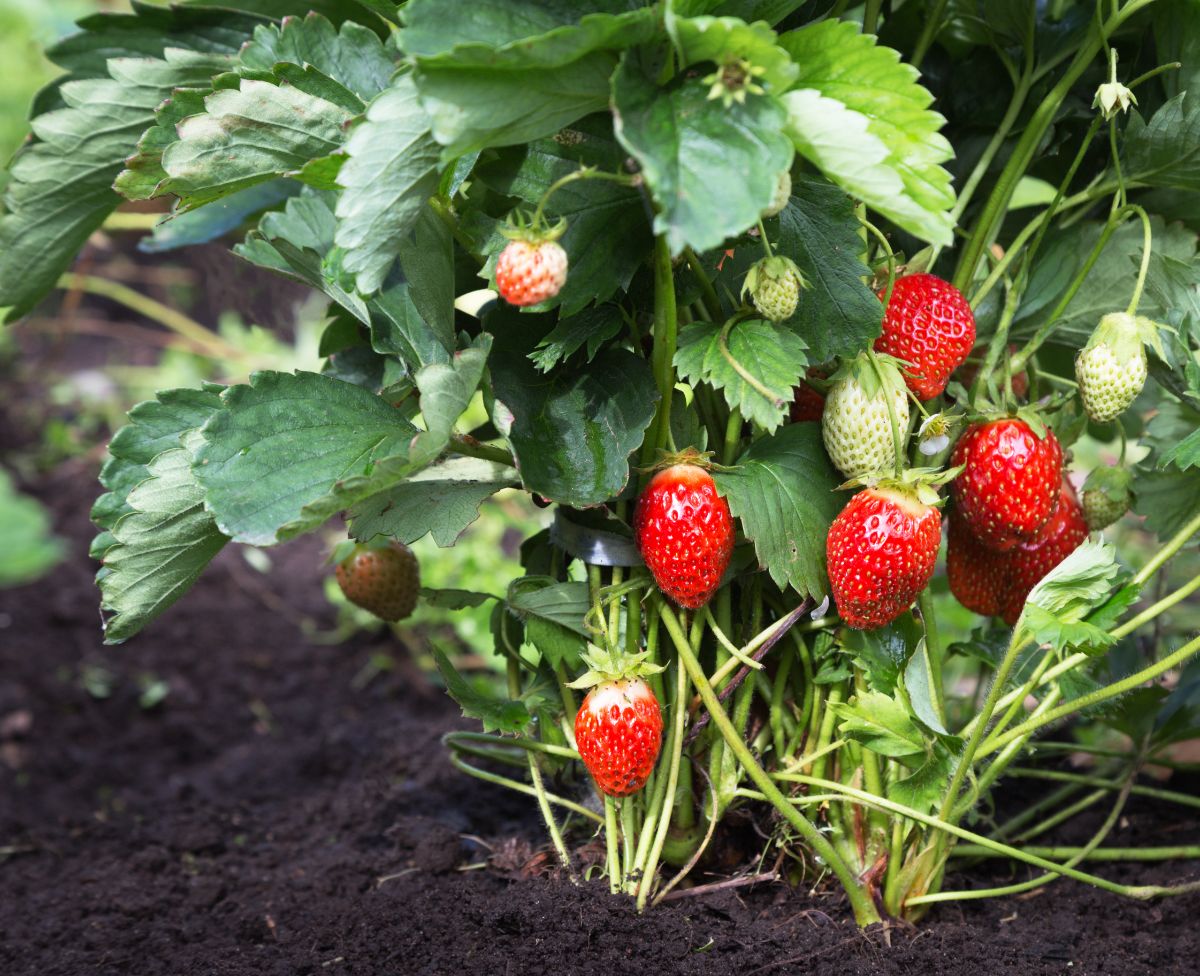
[5,0,1200,926]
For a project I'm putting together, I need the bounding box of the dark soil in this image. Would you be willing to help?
[2,340,1199,975]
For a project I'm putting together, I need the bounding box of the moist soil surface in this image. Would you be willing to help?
[2,372,1199,976]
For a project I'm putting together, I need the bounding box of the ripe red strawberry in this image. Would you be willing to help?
[634,462,734,609]
[875,273,976,400]
[950,419,1062,552]
[574,677,663,797]
[946,512,1010,617]
[495,238,568,306]
[789,368,827,423]
[1000,481,1089,625]
[335,541,420,621]
[826,486,942,630]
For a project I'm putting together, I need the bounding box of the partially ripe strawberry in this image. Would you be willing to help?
[634,462,733,609]
[946,512,1009,618]
[822,358,910,481]
[876,274,976,400]
[951,419,1062,551]
[495,238,568,307]
[1075,312,1153,423]
[575,677,663,797]
[827,487,941,630]
[335,541,420,621]
[1000,481,1089,625]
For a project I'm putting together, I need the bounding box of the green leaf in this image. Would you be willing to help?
[506,577,591,637]
[489,321,658,507]
[420,587,498,609]
[348,457,517,547]
[472,123,653,315]
[612,50,793,254]
[904,638,948,736]
[674,318,808,432]
[0,469,63,587]
[778,20,955,245]
[834,690,926,761]
[334,73,442,295]
[92,386,225,549]
[1123,94,1200,192]
[100,436,229,644]
[0,47,242,322]
[841,614,920,696]
[415,54,616,159]
[526,617,586,670]
[667,13,799,93]
[400,0,655,68]
[711,423,841,597]
[194,371,417,545]
[432,645,530,733]
[239,12,396,103]
[773,176,881,362]
[529,305,624,372]
[160,78,353,208]
[1017,218,1198,348]
[888,746,953,815]
[138,181,300,253]
[1017,539,1122,649]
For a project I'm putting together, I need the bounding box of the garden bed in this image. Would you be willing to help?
[1,436,1197,976]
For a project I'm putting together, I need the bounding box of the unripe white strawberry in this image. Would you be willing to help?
[822,356,911,480]
[762,169,792,218]
[742,255,805,322]
[1075,312,1158,423]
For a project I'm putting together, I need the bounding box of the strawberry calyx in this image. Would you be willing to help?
[500,208,568,245]
[1084,311,1170,361]
[741,255,807,298]
[567,644,665,690]
[639,446,722,475]
[839,465,961,509]
[330,536,391,565]
[827,350,908,400]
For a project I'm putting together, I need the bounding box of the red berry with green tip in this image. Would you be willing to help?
[335,542,420,622]
[951,419,1063,552]
[575,677,663,797]
[875,273,976,401]
[826,487,942,630]
[634,463,734,609]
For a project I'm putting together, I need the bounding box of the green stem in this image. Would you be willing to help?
[952,844,1200,862]
[1131,509,1200,588]
[910,0,950,69]
[760,773,1200,903]
[658,606,882,926]
[1003,767,1200,811]
[866,349,905,478]
[57,273,241,360]
[683,247,723,321]
[604,796,622,894]
[448,753,602,824]
[863,0,883,34]
[916,591,947,727]
[952,0,1156,291]
[449,434,516,467]
[620,798,637,894]
[641,236,679,469]
[981,632,1200,759]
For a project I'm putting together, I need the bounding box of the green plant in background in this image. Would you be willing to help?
[3,0,1200,927]
[0,468,63,586]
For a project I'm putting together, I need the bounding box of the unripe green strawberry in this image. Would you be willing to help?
[1080,465,1133,530]
[1075,312,1161,423]
[742,255,805,322]
[335,541,420,621]
[822,356,910,481]
[762,169,792,217]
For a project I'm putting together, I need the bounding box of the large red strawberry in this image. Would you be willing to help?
[335,541,420,621]
[946,512,1010,617]
[827,486,942,630]
[1000,481,1089,625]
[634,461,734,609]
[951,419,1063,552]
[875,273,976,400]
[575,677,663,797]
